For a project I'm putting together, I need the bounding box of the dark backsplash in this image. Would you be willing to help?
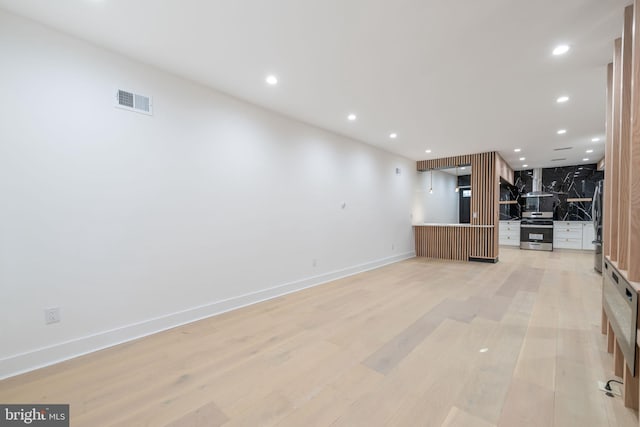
[500,164,603,221]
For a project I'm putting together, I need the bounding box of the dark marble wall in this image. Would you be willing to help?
[499,163,603,221]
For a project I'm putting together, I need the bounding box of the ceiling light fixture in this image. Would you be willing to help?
[347,114,357,121]
[265,75,278,85]
[425,149,432,153]
[553,44,570,56]
[389,133,397,139]
[583,158,590,161]
[556,96,569,103]
[586,149,594,153]
[522,164,528,168]
[592,137,600,142]
[519,157,526,161]
[557,129,567,135]
[514,148,521,152]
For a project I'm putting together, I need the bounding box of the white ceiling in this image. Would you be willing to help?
[0,0,629,169]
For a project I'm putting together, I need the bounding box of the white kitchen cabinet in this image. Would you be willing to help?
[582,222,596,250]
[499,221,520,246]
[552,221,594,250]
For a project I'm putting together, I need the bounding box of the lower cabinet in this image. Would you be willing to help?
[553,221,594,250]
[582,223,596,250]
[499,221,520,246]
[500,220,595,250]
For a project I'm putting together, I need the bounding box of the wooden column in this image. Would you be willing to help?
[608,323,615,354]
[610,38,622,262]
[609,39,622,262]
[618,6,633,271]
[615,339,625,378]
[604,63,613,259]
[630,0,640,282]
[624,350,639,410]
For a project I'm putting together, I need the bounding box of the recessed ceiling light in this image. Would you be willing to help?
[479,348,489,353]
[514,148,521,152]
[556,96,569,103]
[425,149,432,153]
[553,44,570,56]
[265,75,278,85]
[586,149,594,153]
[583,158,590,161]
[389,133,397,139]
[461,167,466,170]
[592,137,600,142]
[347,114,357,121]
[519,157,526,161]
[522,164,528,168]
[557,129,567,135]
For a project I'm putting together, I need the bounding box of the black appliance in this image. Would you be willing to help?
[592,180,604,273]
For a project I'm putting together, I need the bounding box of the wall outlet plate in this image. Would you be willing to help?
[45,307,61,324]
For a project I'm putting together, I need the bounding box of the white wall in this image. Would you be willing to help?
[0,10,416,379]
[413,170,459,224]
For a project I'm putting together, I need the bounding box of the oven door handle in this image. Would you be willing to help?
[521,225,553,229]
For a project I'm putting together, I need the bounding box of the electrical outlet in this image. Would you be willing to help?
[312,259,317,267]
[45,307,60,325]
[391,243,395,250]
[597,380,621,396]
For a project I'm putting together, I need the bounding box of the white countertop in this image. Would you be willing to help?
[413,223,494,228]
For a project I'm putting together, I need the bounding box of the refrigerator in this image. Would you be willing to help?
[592,180,604,273]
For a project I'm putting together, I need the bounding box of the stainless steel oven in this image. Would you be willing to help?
[520,218,553,251]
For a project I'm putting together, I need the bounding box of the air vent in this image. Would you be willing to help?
[551,158,567,161]
[115,89,153,115]
[553,147,573,151]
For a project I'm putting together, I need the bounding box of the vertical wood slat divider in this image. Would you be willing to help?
[611,38,622,262]
[618,5,633,271]
[614,339,625,377]
[630,0,640,282]
[603,4,640,412]
[415,152,498,261]
[604,62,614,259]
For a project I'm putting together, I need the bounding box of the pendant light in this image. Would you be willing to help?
[429,170,433,194]
[455,166,459,192]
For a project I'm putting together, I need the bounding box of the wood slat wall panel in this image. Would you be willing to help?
[604,62,614,258]
[611,38,622,262]
[618,5,633,271]
[415,151,499,261]
[414,227,492,260]
[630,0,640,282]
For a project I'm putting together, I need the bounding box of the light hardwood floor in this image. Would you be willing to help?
[1,248,637,426]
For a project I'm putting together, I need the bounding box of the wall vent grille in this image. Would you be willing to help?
[115,89,152,115]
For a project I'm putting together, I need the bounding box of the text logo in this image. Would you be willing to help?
[0,405,68,426]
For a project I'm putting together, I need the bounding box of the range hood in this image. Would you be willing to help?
[522,168,553,198]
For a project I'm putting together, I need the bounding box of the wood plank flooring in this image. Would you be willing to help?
[0,248,637,426]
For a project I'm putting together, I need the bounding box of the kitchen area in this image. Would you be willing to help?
[498,163,604,270]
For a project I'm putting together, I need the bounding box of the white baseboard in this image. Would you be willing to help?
[0,251,415,380]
